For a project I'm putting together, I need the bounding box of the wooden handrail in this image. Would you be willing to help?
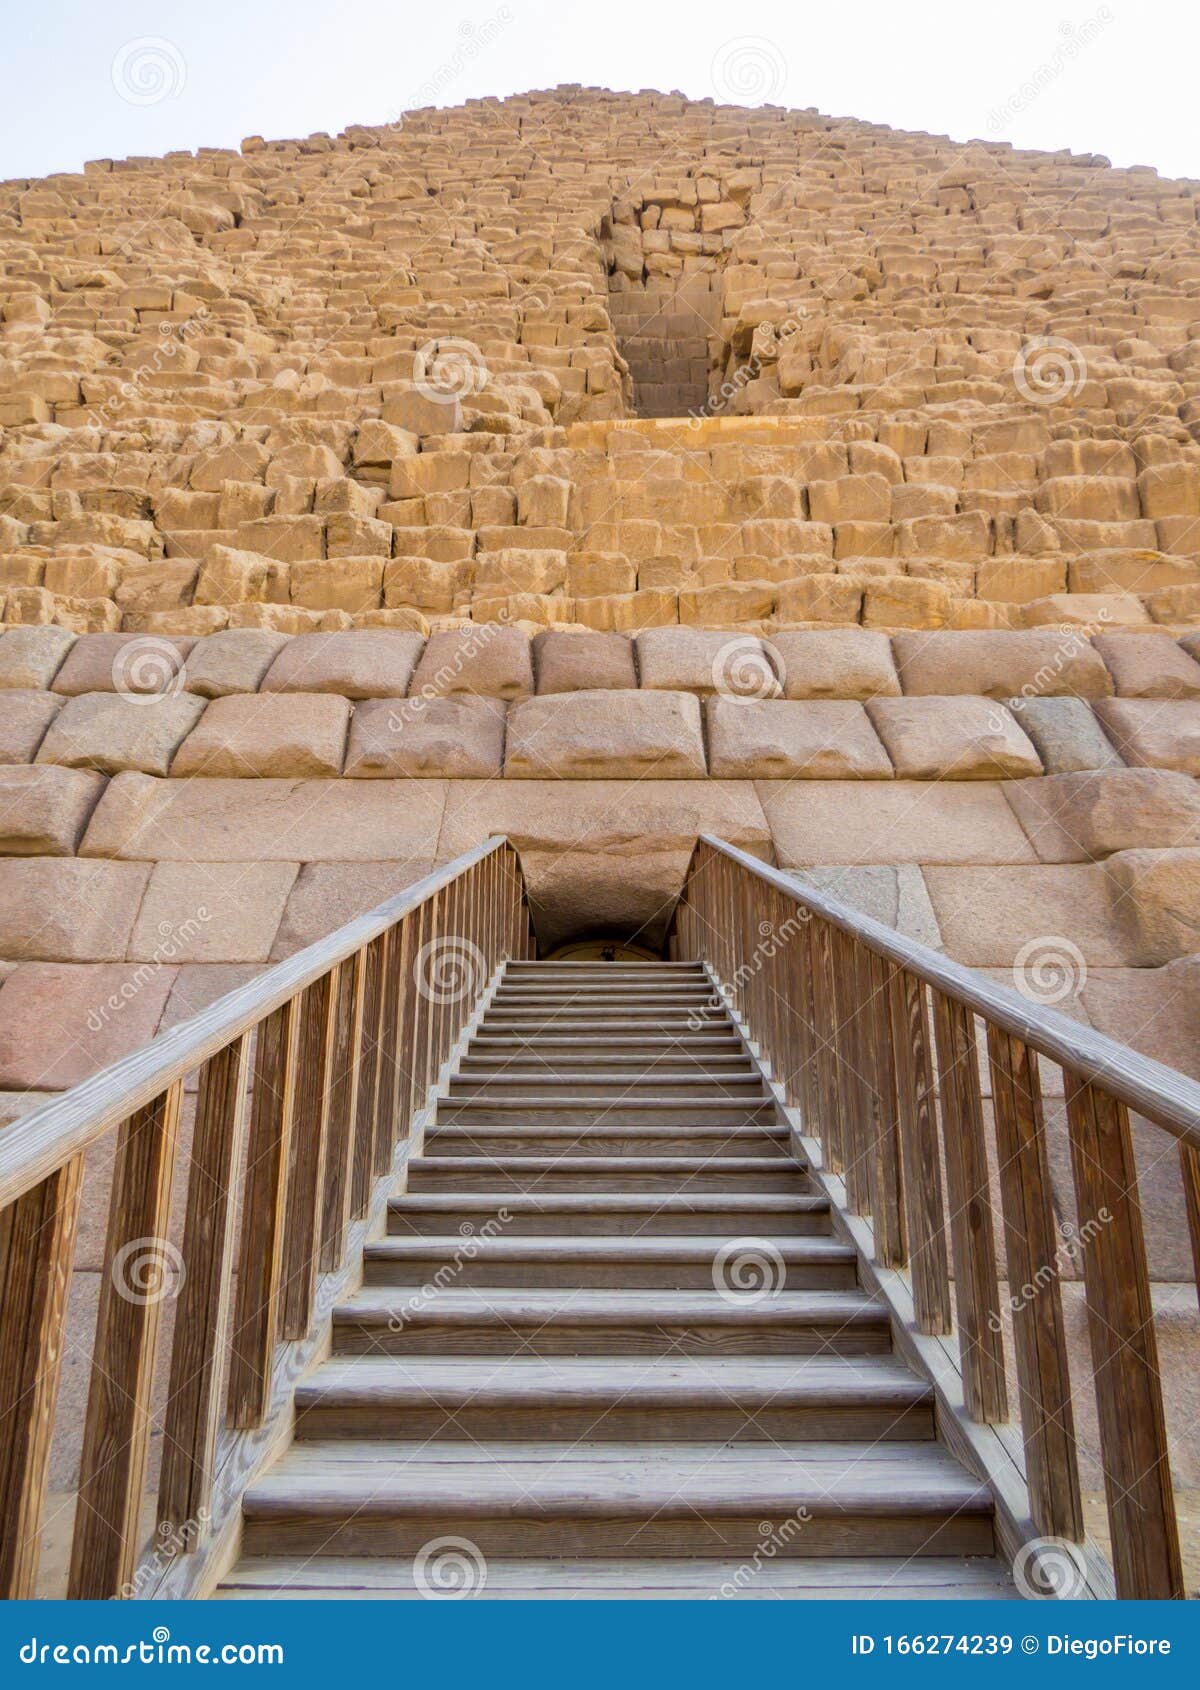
[694,835,1200,1152]
[670,835,1194,1601]
[0,836,533,1600]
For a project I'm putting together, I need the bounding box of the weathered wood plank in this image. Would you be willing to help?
[69,1084,183,1598]
[986,1027,1083,1543]
[280,975,338,1340]
[931,993,1007,1422]
[888,967,951,1335]
[319,953,364,1274]
[157,1037,250,1541]
[226,1002,299,1431]
[1065,1077,1183,1599]
[0,1158,83,1598]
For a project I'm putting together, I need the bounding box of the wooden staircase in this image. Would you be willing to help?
[217,960,1015,1599]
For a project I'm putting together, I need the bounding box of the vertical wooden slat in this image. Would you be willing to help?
[390,917,418,1148]
[0,1158,83,1598]
[406,898,432,1124]
[1065,1077,1184,1599]
[158,1036,250,1537]
[225,1001,299,1431]
[69,1083,183,1599]
[374,922,407,1174]
[863,947,905,1266]
[279,973,338,1340]
[830,928,865,1206]
[986,1027,1083,1542]
[350,933,385,1216]
[813,919,844,1172]
[319,950,364,1272]
[932,992,1007,1421]
[888,966,951,1335]
[1180,1142,1200,1313]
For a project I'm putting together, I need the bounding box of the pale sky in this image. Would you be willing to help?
[4,0,1198,182]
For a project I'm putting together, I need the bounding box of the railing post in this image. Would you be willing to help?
[0,1159,83,1598]
[158,1035,250,1539]
[70,1083,183,1598]
[226,1001,298,1431]
[986,1027,1083,1544]
[279,973,338,1340]
[812,919,845,1173]
[1065,1077,1184,1598]
[319,949,365,1272]
[932,993,1008,1421]
[350,933,386,1216]
[888,966,951,1335]
[862,947,906,1267]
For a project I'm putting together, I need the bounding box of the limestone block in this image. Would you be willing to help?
[891,630,1112,699]
[678,583,775,626]
[567,555,638,598]
[0,689,62,763]
[0,625,75,689]
[1004,768,1200,864]
[260,630,424,698]
[1023,593,1150,628]
[770,630,900,699]
[1036,476,1140,521]
[534,631,637,693]
[409,625,533,699]
[635,628,781,698]
[774,576,864,624]
[473,548,567,596]
[0,859,150,961]
[290,557,383,613]
[1010,697,1125,775]
[80,773,448,864]
[382,387,463,436]
[505,690,706,779]
[130,861,299,963]
[344,696,504,779]
[923,865,1139,966]
[807,474,891,524]
[0,765,106,855]
[1104,848,1200,963]
[895,513,991,560]
[194,545,285,606]
[171,694,350,778]
[862,578,952,629]
[185,629,290,696]
[517,475,572,526]
[270,860,435,958]
[352,419,418,470]
[866,697,1042,779]
[789,864,942,947]
[1137,462,1200,518]
[0,962,176,1090]
[760,781,1039,867]
[1092,632,1200,698]
[1093,699,1200,775]
[384,557,469,614]
[36,691,206,777]
[51,633,194,697]
[707,698,893,779]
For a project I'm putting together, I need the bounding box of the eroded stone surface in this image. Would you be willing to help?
[866,696,1042,779]
[707,698,892,779]
[344,696,504,779]
[171,693,350,778]
[37,691,206,777]
[505,690,706,779]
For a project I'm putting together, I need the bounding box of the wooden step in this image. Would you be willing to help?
[388,1192,834,1236]
[294,1355,931,1442]
[217,1553,1017,1600]
[421,1124,793,1158]
[436,1100,780,1129]
[361,1233,856,1289]
[406,1155,806,1193]
[332,1286,891,1356]
[445,1074,769,1100]
[240,1440,995,1559]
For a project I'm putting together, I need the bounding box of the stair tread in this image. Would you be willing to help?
[392,1193,827,1212]
[365,1235,848,1264]
[245,1439,990,1515]
[299,1354,929,1407]
[216,1554,1016,1599]
[339,1286,883,1322]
